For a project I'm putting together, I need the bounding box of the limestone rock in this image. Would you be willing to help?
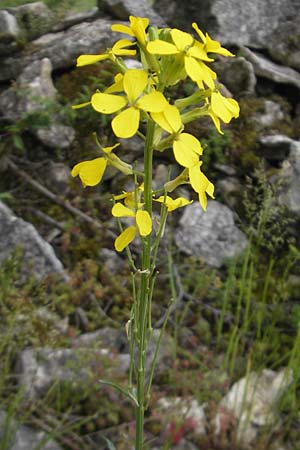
[16,344,130,400]
[0,201,66,282]
[213,56,256,97]
[258,134,294,161]
[267,20,300,72]
[153,0,300,51]
[6,2,56,41]
[215,368,293,445]
[175,201,248,267]
[0,58,75,149]
[0,18,123,82]
[252,99,285,129]
[0,410,63,450]
[97,0,167,26]
[274,140,300,216]
[0,10,20,55]
[241,47,300,91]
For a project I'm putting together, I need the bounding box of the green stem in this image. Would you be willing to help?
[135,118,155,450]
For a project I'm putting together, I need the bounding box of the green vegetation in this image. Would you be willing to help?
[0,0,96,13]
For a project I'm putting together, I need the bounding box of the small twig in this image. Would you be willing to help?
[27,208,65,232]
[7,158,113,234]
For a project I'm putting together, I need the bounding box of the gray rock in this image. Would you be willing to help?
[0,18,122,82]
[6,2,56,41]
[274,140,300,216]
[0,410,63,450]
[213,56,257,98]
[175,201,248,267]
[100,248,125,275]
[0,10,20,42]
[97,0,167,26]
[258,134,294,161]
[267,20,300,72]
[16,344,130,399]
[252,99,285,128]
[241,47,300,91]
[215,368,293,445]
[0,10,21,55]
[157,396,207,436]
[0,58,75,149]
[0,201,66,282]
[53,7,99,32]
[154,0,300,50]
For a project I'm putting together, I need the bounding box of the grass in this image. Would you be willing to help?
[0,0,96,13]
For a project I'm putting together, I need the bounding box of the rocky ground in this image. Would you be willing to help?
[0,1,300,449]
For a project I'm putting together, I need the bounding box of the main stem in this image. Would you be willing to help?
[135,119,155,450]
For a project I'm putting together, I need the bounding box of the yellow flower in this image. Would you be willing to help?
[208,91,240,134]
[151,104,203,168]
[91,69,169,138]
[111,16,149,46]
[112,194,152,252]
[76,39,136,67]
[71,143,120,187]
[147,28,217,88]
[192,23,234,57]
[154,195,192,211]
[189,162,215,210]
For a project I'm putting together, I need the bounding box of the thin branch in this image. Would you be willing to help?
[7,158,114,236]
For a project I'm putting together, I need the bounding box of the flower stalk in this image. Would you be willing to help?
[71,14,240,449]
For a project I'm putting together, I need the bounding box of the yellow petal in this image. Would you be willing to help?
[205,33,235,56]
[136,210,152,236]
[211,92,240,123]
[112,107,140,138]
[112,203,135,218]
[195,61,217,89]
[189,164,215,210]
[152,104,182,134]
[173,133,202,168]
[192,23,206,44]
[137,91,169,112]
[91,93,127,114]
[72,101,91,109]
[208,110,224,134]
[123,69,148,103]
[188,43,214,62]
[111,23,134,36]
[102,143,120,154]
[115,226,136,252]
[105,73,124,94]
[129,16,149,45]
[76,54,108,67]
[71,157,107,187]
[184,56,204,81]
[147,40,179,55]
[112,39,136,56]
[171,28,193,52]
[155,195,192,211]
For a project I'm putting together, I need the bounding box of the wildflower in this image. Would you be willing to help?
[91,69,169,138]
[192,23,234,57]
[152,104,203,168]
[71,143,133,187]
[111,16,149,46]
[147,28,217,88]
[112,192,152,251]
[151,104,214,210]
[189,161,215,210]
[76,39,136,67]
[154,195,192,211]
[208,90,240,134]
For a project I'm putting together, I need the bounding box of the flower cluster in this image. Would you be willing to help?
[72,16,240,251]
